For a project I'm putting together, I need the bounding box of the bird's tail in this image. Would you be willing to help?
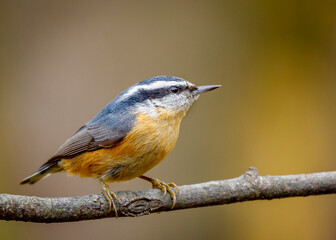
[20,161,62,185]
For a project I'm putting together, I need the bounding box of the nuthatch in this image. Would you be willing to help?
[21,76,220,217]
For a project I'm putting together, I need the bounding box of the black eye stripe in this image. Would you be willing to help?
[124,85,187,103]
[145,88,170,99]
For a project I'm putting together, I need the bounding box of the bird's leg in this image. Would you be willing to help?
[99,178,120,218]
[139,175,179,209]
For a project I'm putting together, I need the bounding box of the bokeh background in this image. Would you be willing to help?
[1,1,336,239]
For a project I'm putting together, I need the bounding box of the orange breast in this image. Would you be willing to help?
[61,109,183,182]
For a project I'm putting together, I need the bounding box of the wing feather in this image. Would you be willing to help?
[47,113,135,163]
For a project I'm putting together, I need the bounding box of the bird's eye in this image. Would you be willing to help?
[170,86,179,94]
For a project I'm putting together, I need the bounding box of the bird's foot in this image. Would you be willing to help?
[139,175,179,209]
[99,179,120,218]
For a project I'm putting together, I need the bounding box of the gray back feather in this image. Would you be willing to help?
[46,108,135,164]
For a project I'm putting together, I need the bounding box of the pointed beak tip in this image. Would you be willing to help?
[193,84,221,94]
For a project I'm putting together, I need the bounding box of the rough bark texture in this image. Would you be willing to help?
[1,167,336,223]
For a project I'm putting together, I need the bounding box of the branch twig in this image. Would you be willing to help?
[1,167,335,223]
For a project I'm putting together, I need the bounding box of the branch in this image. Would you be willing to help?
[1,167,336,223]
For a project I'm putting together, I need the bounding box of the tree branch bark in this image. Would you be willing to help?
[1,167,336,223]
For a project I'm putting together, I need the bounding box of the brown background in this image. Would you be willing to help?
[1,1,336,239]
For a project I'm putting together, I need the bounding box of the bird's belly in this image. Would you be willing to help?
[61,112,182,181]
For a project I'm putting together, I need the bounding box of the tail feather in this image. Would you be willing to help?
[20,162,62,185]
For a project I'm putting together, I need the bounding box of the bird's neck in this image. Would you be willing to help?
[154,107,186,123]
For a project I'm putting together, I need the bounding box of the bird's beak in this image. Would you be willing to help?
[192,85,221,95]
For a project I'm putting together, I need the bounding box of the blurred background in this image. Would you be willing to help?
[1,0,336,239]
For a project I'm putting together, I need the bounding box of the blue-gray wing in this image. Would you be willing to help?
[48,113,135,162]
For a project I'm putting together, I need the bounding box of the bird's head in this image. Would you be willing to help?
[115,76,221,118]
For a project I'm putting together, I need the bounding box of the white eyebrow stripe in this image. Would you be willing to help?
[117,80,187,102]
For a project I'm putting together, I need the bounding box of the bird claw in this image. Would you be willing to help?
[99,179,120,218]
[149,178,179,209]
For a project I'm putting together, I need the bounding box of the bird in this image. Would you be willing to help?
[21,75,220,217]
